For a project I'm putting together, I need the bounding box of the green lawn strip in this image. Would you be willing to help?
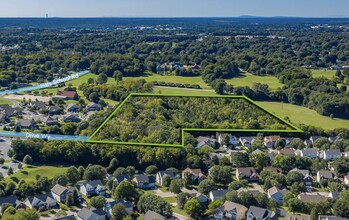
[163,196,177,203]
[173,206,190,217]
[124,73,211,89]
[5,165,68,183]
[311,69,336,79]
[225,72,283,91]
[154,87,215,95]
[0,97,12,105]
[257,101,349,130]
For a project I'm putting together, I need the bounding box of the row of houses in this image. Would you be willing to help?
[156,62,201,72]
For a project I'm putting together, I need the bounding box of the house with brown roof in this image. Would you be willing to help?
[263,167,283,174]
[297,193,327,203]
[236,167,259,182]
[214,201,248,220]
[182,168,207,183]
[51,184,72,203]
[264,136,281,148]
[278,148,296,157]
[57,90,79,100]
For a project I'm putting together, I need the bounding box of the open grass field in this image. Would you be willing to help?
[225,72,283,91]
[257,101,349,130]
[124,73,211,89]
[6,165,68,183]
[311,69,336,79]
[154,86,216,95]
[0,97,12,105]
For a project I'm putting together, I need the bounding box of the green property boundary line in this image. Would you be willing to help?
[87,93,303,147]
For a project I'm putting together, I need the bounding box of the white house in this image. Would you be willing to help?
[320,149,341,160]
[24,193,57,210]
[156,170,176,186]
[51,184,72,203]
[80,180,105,197]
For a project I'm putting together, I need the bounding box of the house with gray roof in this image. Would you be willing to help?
[297,193,327,203]
[24,193,56,210]
[196,136,217,149]
[142,210,166,220]
[209,189,232,201]
[44,116,59,126]
[289,168,313,186]
[267,187,289,205]
[320,149,341,160]
[214,201,248,220]
[236,167,259,182]
[16,118,37,129]
[239,137,256,147]
[80,180,105,197]
[63,114,81,123]
[51,184,72,203]
[295,148,318,159]
[317,171,338,183]
[133,175,155,189]
[77,207,105,220]
[86,103,101,112]
[156,170,176,186]
[113,175,131,184]
[0,195,20,213]
[105,199,133,218]
[30,101,46,110]
[66,103,79,113]
[247,206,276,220]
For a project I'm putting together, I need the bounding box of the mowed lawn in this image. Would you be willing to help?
[311,69,336,79]
[0,97,12,105]
[6,165,68,183]
[257,101,349,130]
[124,73,211,89]
[154,86,216,95]
[225,72,283,91]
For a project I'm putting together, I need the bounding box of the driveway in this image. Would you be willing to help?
[0,161,21,178]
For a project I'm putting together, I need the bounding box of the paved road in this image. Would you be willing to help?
[0,70,90,95]
[0,137,12,160]
[0,131,89,142]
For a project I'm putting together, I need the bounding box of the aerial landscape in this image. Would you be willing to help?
[0,1,349,220]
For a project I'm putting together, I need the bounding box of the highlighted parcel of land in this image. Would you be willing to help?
[87,93,303,147]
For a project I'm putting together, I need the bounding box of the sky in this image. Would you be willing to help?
[0,0,349,18]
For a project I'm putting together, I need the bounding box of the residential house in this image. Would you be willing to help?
[181,188,208,204]
[156,170,176,186]
[320,149,341,160]
[142,210,166,220]
[16,118,37,129]
[328,136,341,143]
[316,171,338,183]
[24,193,56,210]
[286,214,310,220]
[57,91,79,100]
[196,136,217,149]
[43,116,59,126]
[289,168,313,186]
[66,103,79,113]
[247,206,276,220]
[105,199,133,218]
[51,184,72,203]
[0,104,21,117]
[133,175,155,189]
[113,175,131,184]
[48,106,61,115]
[218,134,239,146]
[0,195,19,213]
[30,101,46,110]
[318,215,349,220]
[214,201,248,220]
[237,188,260,195]
[54,215,76,220]
[264,136,281,148]
[80,180,105,197]
[267,187,289,205]
[328,191,340,200]
[191,64,201,71]
[86,103,101,112]
[284,138,294,147]
[77,207,105,220]
[297,193,327,203]
[344,174,349,185]
[182,168,207,183]
[0,113,8,122]
[239,137,256,147]
[236,167,259,182]
[309,136,322,145]
[278,148,296,157]
[63,114,81,123]
[295,148,318,159]
[330,65,341,70]
[209,189,232,201]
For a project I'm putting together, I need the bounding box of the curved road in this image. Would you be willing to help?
[0,70,90,95]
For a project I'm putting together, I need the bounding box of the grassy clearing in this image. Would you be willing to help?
[311,69,336,79]
[164,197,177,203]
[6,165,68,183]
[0,97,12,105]
[154,87,216,95]
[225,72,283,91]
[257,101,349,130]
[124,73,211,89]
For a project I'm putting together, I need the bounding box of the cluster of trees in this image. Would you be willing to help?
[92,96,291,144]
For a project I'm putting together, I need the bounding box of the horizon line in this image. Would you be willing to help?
[0,15,349,19]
